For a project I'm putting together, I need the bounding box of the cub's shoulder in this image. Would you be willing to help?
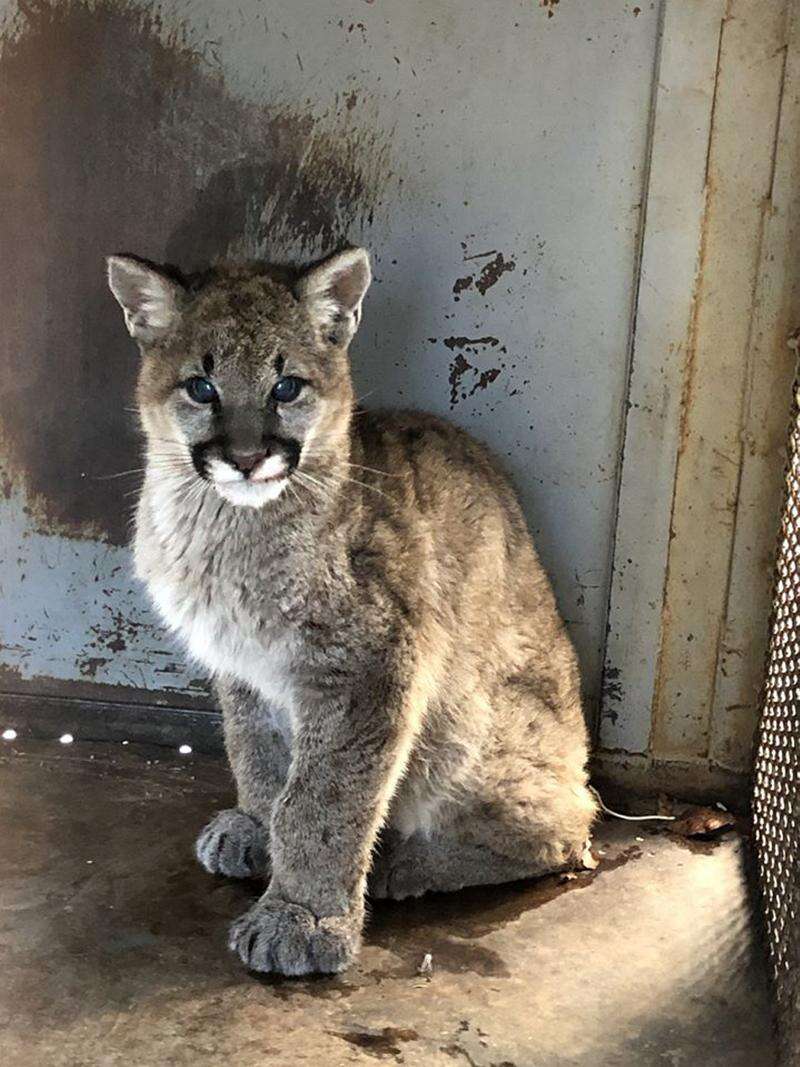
[356,409,494,466]
[354,409,520,519]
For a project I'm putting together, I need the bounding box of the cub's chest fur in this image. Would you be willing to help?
[148,569,299,743]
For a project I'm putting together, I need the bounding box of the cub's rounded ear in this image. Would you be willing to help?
[106,255,184,343]
[295,247,371,348]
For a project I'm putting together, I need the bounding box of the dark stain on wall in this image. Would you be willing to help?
[600,665,623,724]
[441,336,503,407]
[452,252,516,299]
[78,656,109,679]
[452,274,473,299]
[443,335,500,351]
[449,354,472,407]
[475,252,516,296]
[0,0,391,544]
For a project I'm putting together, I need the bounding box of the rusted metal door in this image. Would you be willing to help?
[598,0,800,803]
[0,0,659,730]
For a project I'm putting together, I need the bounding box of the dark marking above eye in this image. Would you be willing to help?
[202,353,214,375]
[274,353,285,376]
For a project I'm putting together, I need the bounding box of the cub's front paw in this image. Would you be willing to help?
[195,809,269,879]
[228,897,361,976]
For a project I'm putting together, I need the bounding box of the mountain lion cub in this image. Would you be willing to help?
[107,248,596,976]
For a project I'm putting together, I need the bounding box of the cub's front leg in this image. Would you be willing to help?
[196,680,291,880]
[228,667,419,975]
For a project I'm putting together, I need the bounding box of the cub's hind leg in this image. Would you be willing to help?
[196,680,291,880]
[369,778,594,901]
[369,825,547,900]
[370,692,596,901]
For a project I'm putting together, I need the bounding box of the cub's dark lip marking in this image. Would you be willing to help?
[272,435,301,474]
[191,437,298,483]
[190,442,209,479]
[190,436,226,480]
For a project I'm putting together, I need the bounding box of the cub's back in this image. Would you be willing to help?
[352,408,532,560]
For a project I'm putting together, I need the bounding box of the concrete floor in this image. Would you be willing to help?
[0,737,777,1067]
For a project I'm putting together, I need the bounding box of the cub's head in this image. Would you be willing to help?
[106,249,371,508]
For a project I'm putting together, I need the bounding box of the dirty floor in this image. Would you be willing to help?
[0,738,776,1066]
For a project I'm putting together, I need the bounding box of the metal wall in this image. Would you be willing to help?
[2,0,790,797]
[0,0,658,721]
[598,0,800,801]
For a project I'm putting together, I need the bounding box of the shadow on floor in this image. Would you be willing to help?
[0,739,777,1066]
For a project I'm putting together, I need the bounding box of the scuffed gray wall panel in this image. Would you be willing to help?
[0,0,659,715]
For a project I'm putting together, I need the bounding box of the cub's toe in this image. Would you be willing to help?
[228,897,361,976]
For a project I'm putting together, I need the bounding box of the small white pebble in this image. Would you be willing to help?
[59,733,74,745]
[178,744,192,755]
[121,740,129,746]
[635,836,644,842]
[2,728,17,741]
[86,859,93,865]
[418,952,433,975]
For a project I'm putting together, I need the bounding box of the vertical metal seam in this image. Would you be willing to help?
[708,1,794,761]
[647,11,727,759]
[702,15,727,187]
[594,0,666,746]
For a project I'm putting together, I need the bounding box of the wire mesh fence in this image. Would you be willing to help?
[754,383,800,1063]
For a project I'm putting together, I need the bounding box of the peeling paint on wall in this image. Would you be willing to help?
[428,336,505,407]
[453,249,517,298]
[0,482,210,700]
[475,253,517,296]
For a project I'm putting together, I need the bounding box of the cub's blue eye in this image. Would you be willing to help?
[185,376,217,404]
[271,376,304,404]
